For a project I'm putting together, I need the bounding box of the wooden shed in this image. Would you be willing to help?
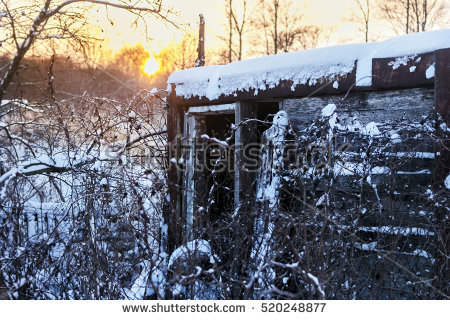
[163,30,449,298]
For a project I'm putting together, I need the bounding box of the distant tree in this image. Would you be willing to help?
[156,31,198,74]
[350,0,371,42]
[250,0,325,55]
[277,1,304,52]
[296,25,325,50]
[109,44,150,79]
[376,0,449,34]
[230,0,254,60]
[219,0,255,62]
[252,0,281,55]
[226,0,234,63]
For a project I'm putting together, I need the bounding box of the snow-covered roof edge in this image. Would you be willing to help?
[168,29,450,102]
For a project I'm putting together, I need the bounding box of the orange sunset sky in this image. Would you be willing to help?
[84,0,449,75]
[92,0,388,52]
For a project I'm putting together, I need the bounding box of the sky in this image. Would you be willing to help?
[92,0,363,54]
[88,0,449,66]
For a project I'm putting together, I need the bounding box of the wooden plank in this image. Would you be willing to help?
[164,94,183,254]
[188,103,235,114]
[234,102,258,208]
[281,87,434,132]
[434,48,450,126]
[432,47,450,292]
[372,53,434,89]
[232,102,258,298]
[183,115,196,242]
[181,114,210,242]
[335,132,435,154]
[434,48,450,186]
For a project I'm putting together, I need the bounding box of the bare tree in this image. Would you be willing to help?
[350,0,371,42]
[226,0,233,63]
[231,0,244,60]
[109,44,150,80]
[377,0,449,34]
[155,31,198,77]
[219,0,255,62]
[249,0,324,55]
[410,0,449,31]
[277,2,304,52]
[253,0,281,55]
[0,0,175,104]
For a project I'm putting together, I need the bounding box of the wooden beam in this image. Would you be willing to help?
[433,47,450,188]
[164,88,183,254]
[170,69,356,108]
[234,102,258,208]
[181,114,206,242]
[188,103,235,114]
[372,53,434,89]
[433,48,450,293]
[231,101,258,298]
[195,14,205,67]
[434,48,450,127]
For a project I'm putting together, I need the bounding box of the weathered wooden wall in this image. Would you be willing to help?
[282,87,434,130]
[280,87,440,298]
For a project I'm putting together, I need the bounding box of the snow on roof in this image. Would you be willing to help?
[168,29,450,101]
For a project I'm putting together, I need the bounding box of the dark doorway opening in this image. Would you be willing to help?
[195,113,235,241]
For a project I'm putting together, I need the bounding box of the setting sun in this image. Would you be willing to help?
[143,56,160,76]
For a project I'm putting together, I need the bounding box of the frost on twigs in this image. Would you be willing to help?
[0,92,168,299]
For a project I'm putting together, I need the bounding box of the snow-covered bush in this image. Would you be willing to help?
[0,92,168,299]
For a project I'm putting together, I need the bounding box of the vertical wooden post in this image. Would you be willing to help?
[232,102,258,298]
[164,87,182,255]
[433,47,449,295]
[434,48,450,128]
[182,115,196,242]
[235,102,258,208]
[182,114,206,242]
[195,14,205,67]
